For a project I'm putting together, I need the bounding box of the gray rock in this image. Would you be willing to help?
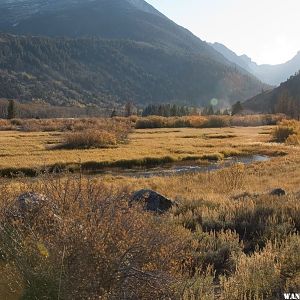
[5,192,49,221]
[130,189,176,213]
[17,192,48,213]
[270,188,286,197]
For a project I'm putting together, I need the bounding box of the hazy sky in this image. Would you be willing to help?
[146,0,300,65]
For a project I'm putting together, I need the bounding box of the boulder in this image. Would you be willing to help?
[130,189,176,213]
[270,188,286,197]
[17,192,48,213]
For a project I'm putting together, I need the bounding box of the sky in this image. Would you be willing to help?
[146,0,300,65]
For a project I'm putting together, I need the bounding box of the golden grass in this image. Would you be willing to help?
[135,114,284,129]
[0,126,287,172]
[1,117,300,299]
[273,119,300,144]
[1,157,300,298]
[61,129,118,149]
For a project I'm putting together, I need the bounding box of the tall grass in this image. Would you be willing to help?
[0,114,284,133]
[135,114,284,129]
[0,168,300,299]
[0,175,189,299]
[273,120,300,144]
[62,129,117,149]
[0,117,132,133]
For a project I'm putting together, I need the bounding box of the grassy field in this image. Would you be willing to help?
[0,125,288,173]
[1,117,300,299]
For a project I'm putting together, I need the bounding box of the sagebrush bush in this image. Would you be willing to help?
[62,129,117,149]
[279,235,300,291]
[0,175,190,299]
[189,229,243,275]
[220,243,282,300]
[0,119,17,130]
[201,116,230,128]
[135,114,284,129]
[273,120,300,144]
[34,118,133,149]
[180,267,215,300]
[0,162,300,299]
[220,235,300,299]
[0,117,132,134]
[135,116,170,129]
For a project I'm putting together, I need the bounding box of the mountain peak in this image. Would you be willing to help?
[211,42,300,85]
[125,0,161,16]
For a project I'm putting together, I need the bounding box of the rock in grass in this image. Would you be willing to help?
[7,192,62,224]
[130,189,176,213]
[270,188,286,196]
[5,192,49,221]
[17,192,48,213]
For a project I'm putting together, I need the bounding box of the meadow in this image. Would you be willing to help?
[0,115,300,299]
[0,115,286,175]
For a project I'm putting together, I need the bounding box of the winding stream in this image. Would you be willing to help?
[90,155,270,178]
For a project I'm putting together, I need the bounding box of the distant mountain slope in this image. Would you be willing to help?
[0,33,267,107]
[244,72,300,117]
[0,0,218,56]
[210,43,251,72]
[211,42,300,86]
[0,0,268,107]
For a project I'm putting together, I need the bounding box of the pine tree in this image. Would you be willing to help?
[110,108,117,118]
[231,101,243,115]
[207,105,214,115]
[223,109,230,115]
[7,99,16,119]
[124,101,133,117]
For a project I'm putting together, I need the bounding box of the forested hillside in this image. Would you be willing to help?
[244,72,300,118]
[0,33,267,107]
[0,0,270,108]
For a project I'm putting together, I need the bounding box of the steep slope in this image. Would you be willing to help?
[210,43,251,72]
[211,42,300,86]
[0,0,218,57]
[0,33,267,107]
[244,72,300,116]
[0,0,268,107]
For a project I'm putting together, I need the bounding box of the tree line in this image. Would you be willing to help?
[140,102,243,117]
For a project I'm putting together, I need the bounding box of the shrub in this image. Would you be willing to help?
[4,118,132,136]
[135,114,284,129]
[62,129,117,149]
[190,229,243,275]
[279,235,300,291]
[0,175,190,299]
[213,163,246,193]
[273,120,300,143]
[286,134,300,145]
[0,119,16,131]
[220,243,282,300]
[201,116,230,128]
[230,114,284,127]
[135,116,167,129]
[180,267,216,300]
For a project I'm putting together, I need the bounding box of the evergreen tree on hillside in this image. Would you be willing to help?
[7,99,16,119]
[125,101,134,117]
[110,108,117,118]
[231,101,243,115]
[223,108,230,115]
[141,104,191,117]
[202,105,214,116]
